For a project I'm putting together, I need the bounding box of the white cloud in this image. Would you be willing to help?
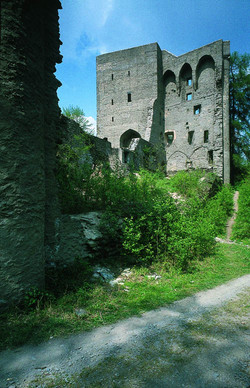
[59,0,115,61]
[100,0,114,27]
[86,116,97,135]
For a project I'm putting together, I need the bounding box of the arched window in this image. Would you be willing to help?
[179,63,192,100]
[164,130,176,146]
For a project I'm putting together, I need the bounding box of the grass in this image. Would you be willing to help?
[0,242,249,351]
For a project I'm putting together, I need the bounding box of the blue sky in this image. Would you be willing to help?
[56,0,250,123]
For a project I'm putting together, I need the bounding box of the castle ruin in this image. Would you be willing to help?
[97,41,230,182]
[0,0,231,308]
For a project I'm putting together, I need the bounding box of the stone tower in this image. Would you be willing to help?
[96,40,230,182]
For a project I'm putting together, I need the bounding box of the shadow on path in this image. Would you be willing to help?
[0,275,249,387]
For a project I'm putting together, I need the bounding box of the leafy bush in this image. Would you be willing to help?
[122,171,233,270]
[204,185,234,235]
[57,133,93,213]
[23,288,51,311]
[169,169,222,200]
[57,136,234,270]
[232,176,250,240]
[167,214,216,269]
[123,197,177,264]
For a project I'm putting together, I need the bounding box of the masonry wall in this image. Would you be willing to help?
[162,40,230,180]
[97,43,163,149]
[97,40,230,182]
[0,0,62,308]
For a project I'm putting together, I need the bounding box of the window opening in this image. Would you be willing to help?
[186,161,193,169]
[186,93,192,101]
[111,99,114,105]
[111,74,114,80]
[128,70,130,76]
[112,116,114,122]
[127,93,132,102]
[123,150,129,164]
[194,104,201,115]
[187,78,192,86]
[188,131,194,145]
[208,150,213,165]
[204,130,209,143]
[165,131,174,145]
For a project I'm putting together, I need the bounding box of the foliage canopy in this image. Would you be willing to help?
[230,51,250,183]
[62,105,94,134]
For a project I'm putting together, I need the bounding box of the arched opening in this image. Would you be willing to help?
[196,55,215,90]
[120,129,141,149]
[179,63,192,100]
[163,70,178,132]
[164,70,176,93]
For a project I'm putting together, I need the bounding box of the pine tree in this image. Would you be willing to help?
[230,52,250,182]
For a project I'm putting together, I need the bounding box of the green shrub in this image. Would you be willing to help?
[56,133,93,213]
[169,169,222,200]
[123,197,177,264]
[204,185,234,235]
[232,177,250,240]
[57,136,234,270]
[167,214,216,269]
[23,287,51,311]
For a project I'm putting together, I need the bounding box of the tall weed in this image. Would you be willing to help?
[232,176,250,240]
[205,185,234,235]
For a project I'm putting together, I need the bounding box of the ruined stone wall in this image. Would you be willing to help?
[0,0,62,308]
[96,40,230,182]
[59,114,164,175]
[162,40,230,181]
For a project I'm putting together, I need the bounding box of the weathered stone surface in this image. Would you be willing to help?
[47,212,103,267]
[0,0,62,306]
[92,266,115,282]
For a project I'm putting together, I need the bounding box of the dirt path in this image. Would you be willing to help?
[226,190,239,241]
[0,275,249,387]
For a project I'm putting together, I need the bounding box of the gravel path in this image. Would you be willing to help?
[226,190,239,241]
[0,275,249,387]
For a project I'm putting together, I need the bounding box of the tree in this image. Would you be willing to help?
[62,105,94,135]
[230,52,250,183]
